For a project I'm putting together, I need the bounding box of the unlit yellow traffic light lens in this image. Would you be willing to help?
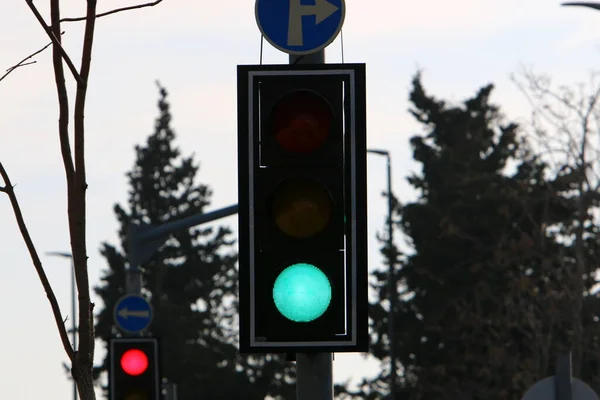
[272,179,332,238]
[271,90,332,154]
[124,393,148,400]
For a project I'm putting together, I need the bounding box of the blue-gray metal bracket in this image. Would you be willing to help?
[127,204,238,267]
[562,2,600,11]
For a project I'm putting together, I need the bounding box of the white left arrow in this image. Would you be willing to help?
[118,308,150,319]
[287,0,339,46]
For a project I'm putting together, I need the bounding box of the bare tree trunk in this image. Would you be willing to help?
[75,365,97,400]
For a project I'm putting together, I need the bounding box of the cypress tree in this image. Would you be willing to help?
[366,74,579,399]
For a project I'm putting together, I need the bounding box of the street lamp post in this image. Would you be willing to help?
[46,251,77,400]
[561,2,600,11]
[367,149,396,400]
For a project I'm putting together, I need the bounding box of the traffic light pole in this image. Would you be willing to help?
[289,50,334,400]
[290,52,324,65]
[124,204,238,400]
[296,353,333,400]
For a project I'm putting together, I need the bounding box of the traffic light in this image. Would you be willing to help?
[237,63,367,353]
[109,337,159,400]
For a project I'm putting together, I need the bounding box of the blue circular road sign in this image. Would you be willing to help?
[522,377,599,400]
[113,294,153,334]
[255,0,346,55]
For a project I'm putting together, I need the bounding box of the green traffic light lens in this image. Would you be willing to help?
[272,263,332,322]
[271,90,332,154]
[272,178,332,238]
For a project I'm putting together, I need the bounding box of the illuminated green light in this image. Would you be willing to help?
[272,263,332,322]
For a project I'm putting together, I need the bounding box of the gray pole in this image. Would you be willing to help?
[296,353,333,399]
[386,153,396,399]
[46,251,78,400]
[555,353,573,400]
[290,49,333,400]
[366,149,396,399]
[125,265,142,295]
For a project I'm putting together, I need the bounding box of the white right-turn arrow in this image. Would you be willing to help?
[287,0,339,47]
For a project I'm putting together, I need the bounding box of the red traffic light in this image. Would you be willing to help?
[110,338,159,400]
[121,349,149,376]
[271,90,332,154]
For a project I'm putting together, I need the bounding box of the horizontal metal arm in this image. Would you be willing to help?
[128,204,239,267]
[138,204,238,243]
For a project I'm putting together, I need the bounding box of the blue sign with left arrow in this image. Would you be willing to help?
[113,294,153,334]
[255,0,345,55]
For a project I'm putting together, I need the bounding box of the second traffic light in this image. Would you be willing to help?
[109,337,160,400]
[237,63,367,353]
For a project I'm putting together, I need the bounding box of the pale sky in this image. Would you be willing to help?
[1,0,600,398]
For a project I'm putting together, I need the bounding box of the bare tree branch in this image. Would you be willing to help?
[511,66,600,377]
[60,0,164,22]
[49,0,75,191]
[24,0,83,84]
[0,162,74,362]
[15,61,36,68]
[1,39,52,82]
[5,51,41,74]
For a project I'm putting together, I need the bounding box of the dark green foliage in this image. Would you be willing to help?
[362,73,600,400]
[95,83,295,399]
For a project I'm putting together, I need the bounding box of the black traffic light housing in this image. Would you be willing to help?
[237,63,367,353]
[109,337,160,400]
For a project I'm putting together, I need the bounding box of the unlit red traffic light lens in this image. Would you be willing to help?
[121,349,149,376]
[271,90,332,154]
[273,263,332,322]
[272,179,332,238]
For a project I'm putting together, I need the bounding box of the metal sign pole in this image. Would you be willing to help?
[555,353,572,400]
[296,353,333,400]
[290,50,334,400]
[253,1,348,397]
[522,351,599,400]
